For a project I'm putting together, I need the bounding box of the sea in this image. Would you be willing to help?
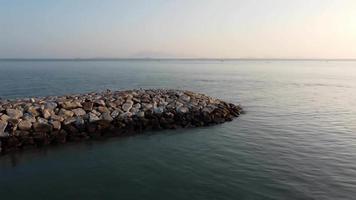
[0,59,355,200]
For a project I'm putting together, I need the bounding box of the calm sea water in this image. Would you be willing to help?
[0,60,356,200]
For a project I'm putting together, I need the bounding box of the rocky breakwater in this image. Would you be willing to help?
[0,89,242,153]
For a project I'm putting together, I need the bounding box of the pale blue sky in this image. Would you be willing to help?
[0,0,355,58]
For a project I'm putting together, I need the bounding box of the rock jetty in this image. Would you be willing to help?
[0,89,242,153]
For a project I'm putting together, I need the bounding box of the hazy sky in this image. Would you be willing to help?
[1,0,356,58]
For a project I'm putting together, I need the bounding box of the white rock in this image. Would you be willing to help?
[177,106,189,114]
[122,101,133,112]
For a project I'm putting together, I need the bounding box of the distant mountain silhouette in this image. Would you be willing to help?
[129,51,195,59]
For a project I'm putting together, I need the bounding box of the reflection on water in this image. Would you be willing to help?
[0,60,356,200]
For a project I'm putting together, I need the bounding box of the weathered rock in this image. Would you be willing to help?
[59,109,74,118]
[45,102,58,110]
[23,113,36,123]
[106,101,117,108]
[132,97,140,103]
[133,103,141,109]
[202,106,215,114]
[18,120,32,131]
[6,109,23,119]
[111,109,122,119]
[61,100,82,109]
[180,94,191,102]
[130,107,140,114]
[42,108,52,119]
[37,117,48,124]
[177,106,189,114]
[142,103,153,110]
[88,112,100,123]
[122,101,133,112]
[119,112,132,118]
[153,106,164,114]
[51,121,61,130]
[0,114,10,122]
[83,102,94,111]
[94,100,106,107]
[175,101,184,108]
[101,112,113,122]
[26,106,40,117]
[97,106,109,113]
[137,111,145,118]
[72,108,86,116]
[33,122,52,132]
[74,117,85,128]
[50,114,64,122]
[114,98,125,106]
[63,117,76,125]
[0,120,8,137]
[91,109,101,116]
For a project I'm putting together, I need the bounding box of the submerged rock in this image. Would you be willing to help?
[0,89,243,153]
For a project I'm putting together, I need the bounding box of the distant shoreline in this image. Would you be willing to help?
[1,58,356,62]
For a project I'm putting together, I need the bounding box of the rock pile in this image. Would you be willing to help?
[0,89,242,153]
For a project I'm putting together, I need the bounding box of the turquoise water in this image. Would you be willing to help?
[0,60,356,199]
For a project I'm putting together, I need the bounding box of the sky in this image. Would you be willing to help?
[0,0,356,59]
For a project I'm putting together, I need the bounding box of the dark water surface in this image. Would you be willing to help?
[0,60,356,199]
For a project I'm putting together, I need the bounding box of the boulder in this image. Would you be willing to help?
[42,108,52,119]
[136,111,145,118]
[0,120,8,137]
[63,117,76,125]
[33,122,52,133]
[119,112,132,119]
[133,103,141,109]
[0,114,10,122]
[122,101,133,112]
[50,114,64,122]
[94,99,106,107]
[101,112,113,122]
[26,106,40,117]
[153,106,164,114]
[18,120,32,131]
[111,109,122,119]
[177,106,189,114]
[97,106,110,113]
[51,121,61,130]
[180,94,191,102]
[72,108,86,116]
[83,102,94,111]
[74,117,85,128]
[61,100,82,109]
[88,112,100,123]
[45,102,58,110]
[6,109,23,119]
[142,103,153,110]
[59,109,74,118]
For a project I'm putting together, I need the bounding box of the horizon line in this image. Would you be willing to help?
[1,57,356,61]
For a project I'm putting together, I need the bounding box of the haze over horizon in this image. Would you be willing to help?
[1,0,356,59]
